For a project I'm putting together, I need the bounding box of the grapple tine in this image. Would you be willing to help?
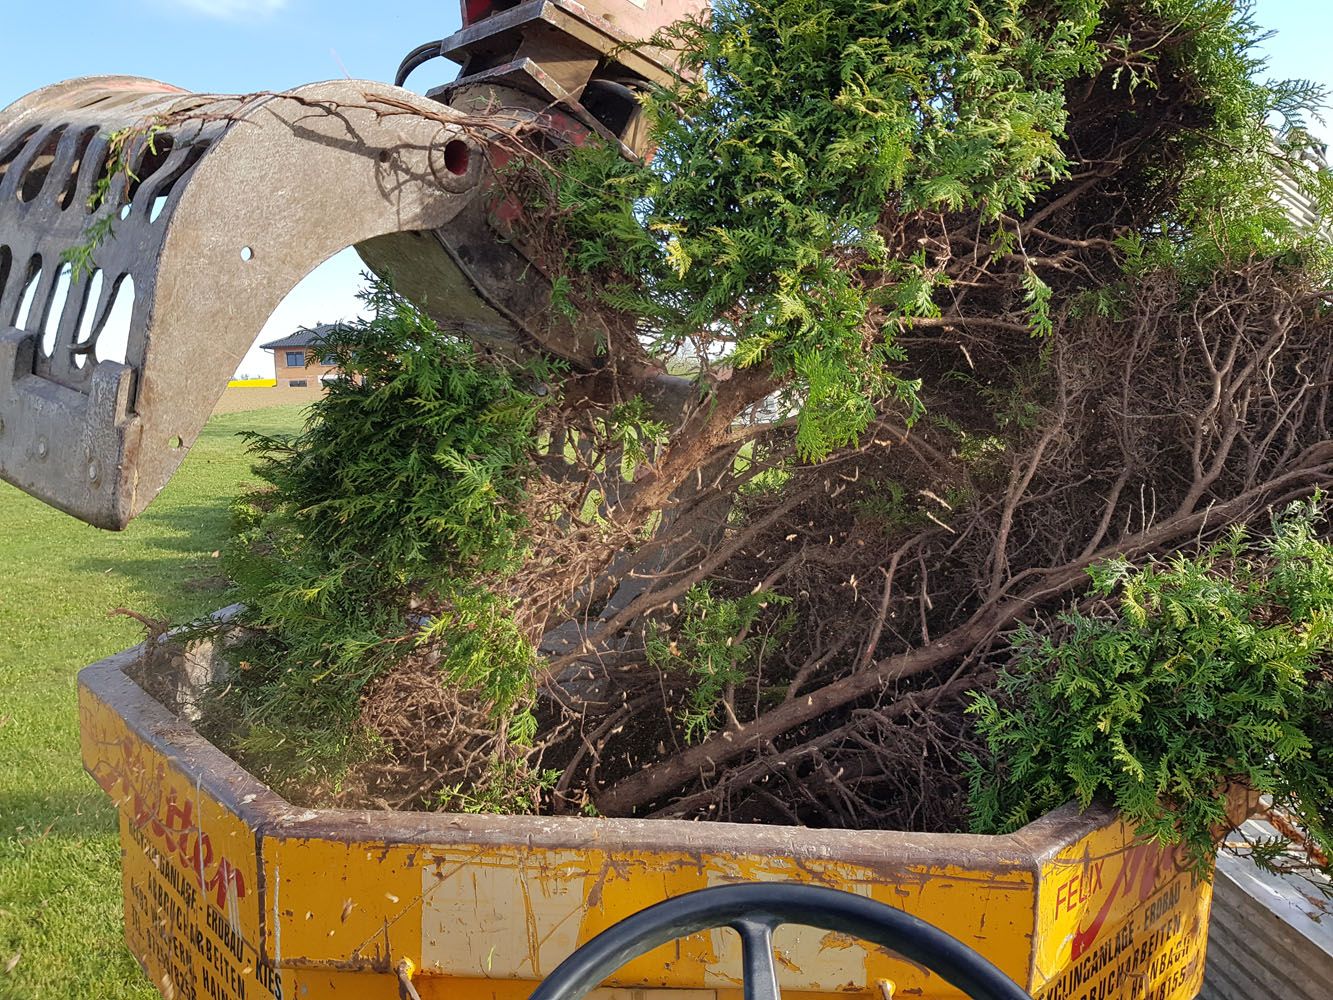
[0,77,484,528]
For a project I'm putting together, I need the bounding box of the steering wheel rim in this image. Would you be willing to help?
[528,882,1030,1000]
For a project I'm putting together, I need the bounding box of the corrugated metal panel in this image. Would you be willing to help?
[1199,820,1333,1000]
[1275,143,1328,234]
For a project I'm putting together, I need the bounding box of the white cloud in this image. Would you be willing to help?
[169,0,289,19]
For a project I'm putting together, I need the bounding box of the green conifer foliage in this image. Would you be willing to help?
[539,0,1108,457]
[529,0,1330,458]
[646,584,792,742]
[966,499,1333,877]
[211,281,549,790]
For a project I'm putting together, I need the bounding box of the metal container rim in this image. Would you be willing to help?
[80,635,1115,872]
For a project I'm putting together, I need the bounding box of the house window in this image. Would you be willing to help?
[319,353,337,366]
[288,379,308,388]
[285,350,305,367]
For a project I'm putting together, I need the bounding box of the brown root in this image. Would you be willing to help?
[341,656,511,811]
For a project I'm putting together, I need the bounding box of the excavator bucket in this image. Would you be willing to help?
[0,0,704,530]
[0,77,485,529]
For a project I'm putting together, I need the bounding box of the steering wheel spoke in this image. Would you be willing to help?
[733,917,782,1000]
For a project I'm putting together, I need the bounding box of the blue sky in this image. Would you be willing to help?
[1,1,1330,375]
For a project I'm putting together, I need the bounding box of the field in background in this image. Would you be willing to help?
[212,382,326,414]
[0,402,306,999]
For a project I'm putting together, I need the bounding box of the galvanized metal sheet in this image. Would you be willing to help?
[1199,820,1333,1000]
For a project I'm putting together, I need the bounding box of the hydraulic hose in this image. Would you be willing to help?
[395,39,446,88]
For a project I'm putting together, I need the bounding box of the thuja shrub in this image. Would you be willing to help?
[646,584,792,743]
[191,0,1333,822]
[531,0,1107,457]
[524,0,1331,459]
[966,498,1333,876]
[207,280,550,793]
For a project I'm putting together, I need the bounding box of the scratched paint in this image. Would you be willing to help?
[80,661,1213,1000]
[419,848,591,977]
[1033,821,1212,999]
[82,692,285,1000]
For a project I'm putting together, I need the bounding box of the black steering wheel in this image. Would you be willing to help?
[528,882,1030,1000]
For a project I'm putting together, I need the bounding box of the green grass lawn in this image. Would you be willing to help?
[0,404,305,999]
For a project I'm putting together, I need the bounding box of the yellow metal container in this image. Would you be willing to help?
[80,643,1215,1000]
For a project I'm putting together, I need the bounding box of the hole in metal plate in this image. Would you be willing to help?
[57,127,99,210]
[13,257,42,329]
[92,274,135,364]
[71,268,105,368]
[40,263,74,357]
[443,139,470,176]
[16,128,64,203]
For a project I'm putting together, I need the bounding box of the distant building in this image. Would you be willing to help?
[260,324,345,388]
[1275,139,1328,235]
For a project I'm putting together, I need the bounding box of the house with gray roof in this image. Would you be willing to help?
[260,323,345,388]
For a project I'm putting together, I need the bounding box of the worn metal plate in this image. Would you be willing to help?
[0,77,483,528]
[444,0,706,86]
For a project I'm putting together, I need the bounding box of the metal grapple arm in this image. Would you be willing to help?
[0,0,702,529]
[0,78,490,528]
